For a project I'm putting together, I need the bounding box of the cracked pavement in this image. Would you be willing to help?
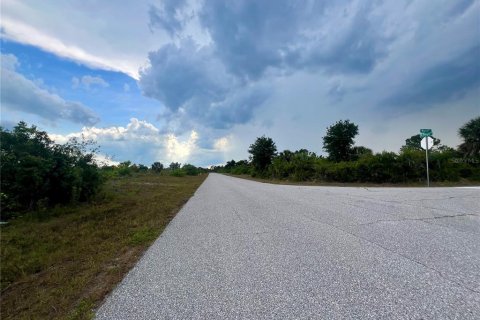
[96,174,480,319]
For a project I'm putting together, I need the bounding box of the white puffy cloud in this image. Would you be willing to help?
[213,136,231,152]
[165,130,199,163]
[48,118,228,166]
[1,53,99,125]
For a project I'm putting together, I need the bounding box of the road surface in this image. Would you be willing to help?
[97,173,480,319]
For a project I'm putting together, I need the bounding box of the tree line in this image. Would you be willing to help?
[0,122,206,219]
[100,160,207,178]
[213,117,480,183]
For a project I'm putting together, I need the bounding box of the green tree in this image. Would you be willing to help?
[0,122,102,215]
[323,120,359,162]
[169,162,181,170]
[137,164,149,172]
[458,117,480,157]
[351,146,373,159]
[151,162,164,172]
[248,136,277,173]
[401,134,441,152]
[225,160,236,171]
[182,163,198,175]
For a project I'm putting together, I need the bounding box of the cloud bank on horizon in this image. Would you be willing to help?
[1,0,479,166]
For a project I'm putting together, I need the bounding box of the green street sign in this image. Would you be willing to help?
[420,129,432,138]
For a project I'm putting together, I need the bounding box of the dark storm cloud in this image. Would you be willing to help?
[142,0,395,130]
[140,0,479,145]
[198,0,390,79]
[140,40,229,111]
[383,45,480,108]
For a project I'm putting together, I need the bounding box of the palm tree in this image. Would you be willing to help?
[458,117,480,157]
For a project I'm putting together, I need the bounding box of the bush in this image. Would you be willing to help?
[170,169,186,177]
[0,122,103,218]
[117,161,133,176]
[182,164,199,176]
[270,150,316,181]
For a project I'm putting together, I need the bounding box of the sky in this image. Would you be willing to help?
[1,0,479,167]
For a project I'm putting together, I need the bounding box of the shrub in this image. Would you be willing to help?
[170,169,186,177]
[0,122,103,217]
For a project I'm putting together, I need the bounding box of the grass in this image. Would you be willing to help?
[0,173,207,320]
[223,173,480,187]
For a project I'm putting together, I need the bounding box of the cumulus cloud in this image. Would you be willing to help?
[1,53,99,125]
[165,130,198,162]
[139,0,404,132]
[72,75,109,89]
[140,40,230,111]
[48,118,226,165]
[142,0,479,129]
[140,39,270,130]
[148,0,188,36]
[198,0,392,79]
[213,136,231,152]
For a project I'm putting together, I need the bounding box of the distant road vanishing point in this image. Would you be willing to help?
[96,173,480,319]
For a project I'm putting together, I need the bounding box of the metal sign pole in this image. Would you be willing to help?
[425,138,430,187]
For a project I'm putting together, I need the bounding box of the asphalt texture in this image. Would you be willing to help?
[96,174,480,319]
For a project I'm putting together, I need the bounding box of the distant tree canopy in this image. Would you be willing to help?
[0,122,102,216]
[248,136,277,173]
[351,146,373,158]
[225,160,236,170]
[169,162,181,170]
[323,120,359,162]
[458,116,480,157]
[182,163,199,176]
[400,134,441,152]
[151,162,164,172]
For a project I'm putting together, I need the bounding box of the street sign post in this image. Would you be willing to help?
[420,129,433,138]
[420,131,433,187]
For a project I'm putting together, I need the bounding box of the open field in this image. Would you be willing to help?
[1,173,207,320]
[97,173,480,319]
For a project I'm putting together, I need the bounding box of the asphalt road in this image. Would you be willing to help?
[96,173,480,319]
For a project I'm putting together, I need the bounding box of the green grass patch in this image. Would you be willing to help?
[1,173,207,320]
[129,228,158,245]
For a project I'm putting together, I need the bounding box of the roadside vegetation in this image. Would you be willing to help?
[1,122,207,319]
[213,117,480,184]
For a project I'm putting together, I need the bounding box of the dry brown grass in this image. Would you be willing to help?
[1,173,207,320]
